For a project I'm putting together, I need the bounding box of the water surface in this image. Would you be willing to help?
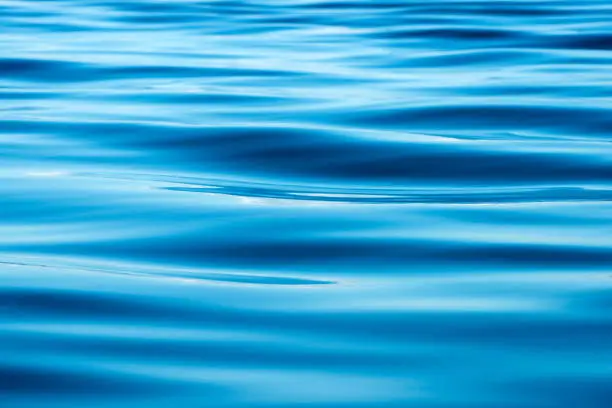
[2,1,612,407]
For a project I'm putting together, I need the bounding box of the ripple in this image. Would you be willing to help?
[83,172,612,204]
[0,258,334,286]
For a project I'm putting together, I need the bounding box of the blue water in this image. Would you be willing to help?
[2,1,612,407]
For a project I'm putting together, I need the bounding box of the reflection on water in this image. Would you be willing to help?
[2,1,612,407]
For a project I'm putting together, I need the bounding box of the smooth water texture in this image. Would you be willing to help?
[2,1,612,407]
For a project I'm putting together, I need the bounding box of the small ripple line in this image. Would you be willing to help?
[79,172,612,205]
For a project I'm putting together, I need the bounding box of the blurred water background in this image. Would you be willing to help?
[1,1,612,407]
